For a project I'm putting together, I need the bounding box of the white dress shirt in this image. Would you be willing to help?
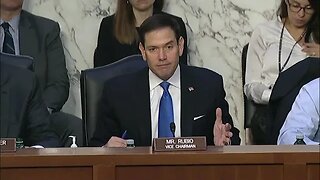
[278,78,320,145]
[0,14,21,55]
[149,65,181,142]
[244,16,309,104]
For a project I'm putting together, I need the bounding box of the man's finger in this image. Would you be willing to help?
[226,132,233,138]
[224,138,231,145]
[225,123,232,131]
[106,136,127,147]
[215,107,222,124]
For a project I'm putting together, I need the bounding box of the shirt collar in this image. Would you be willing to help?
[1,13,21,33]
[149,65,181,90]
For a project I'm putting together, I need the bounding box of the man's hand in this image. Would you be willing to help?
[103,136,127,147]
[213,108,233,146]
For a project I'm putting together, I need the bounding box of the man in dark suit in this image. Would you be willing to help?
[1,0,68,111]
[1,0,82,146]
[0,62,60,147]
[90,14,240,147]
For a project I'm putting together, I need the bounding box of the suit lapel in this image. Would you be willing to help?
[180,65,194,137]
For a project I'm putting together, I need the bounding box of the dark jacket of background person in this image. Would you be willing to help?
[0,63,60,147]
[269,57,320,144]
[19,10,69,112]
[19,10,83,147]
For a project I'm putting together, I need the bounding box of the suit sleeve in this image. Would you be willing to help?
[94,17,115,67]
[89,82,122,146]
[24,73,60,147]
[42,22,69,111]
[216,75,241,145]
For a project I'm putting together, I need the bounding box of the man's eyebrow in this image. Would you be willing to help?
[165,40,175,45]
[146,40,175,48]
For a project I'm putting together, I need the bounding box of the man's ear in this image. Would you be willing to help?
[178,37,184,57]
[139,42,147,61]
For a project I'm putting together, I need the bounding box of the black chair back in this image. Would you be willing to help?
[241,44,256,129]
[80,54,147,146]
[0,52,34,71]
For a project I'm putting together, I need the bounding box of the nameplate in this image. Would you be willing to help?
[153,136,207,152]
[0,138,16,153]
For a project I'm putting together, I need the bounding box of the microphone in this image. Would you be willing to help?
[170,122,176,137]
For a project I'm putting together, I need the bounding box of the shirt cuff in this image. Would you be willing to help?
[261,89,272,103]
[47,107,53,114]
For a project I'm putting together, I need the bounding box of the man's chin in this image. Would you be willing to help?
[157,72,172,81]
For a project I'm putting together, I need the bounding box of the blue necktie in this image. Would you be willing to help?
[1,22,15,54]
[158,81,174,137]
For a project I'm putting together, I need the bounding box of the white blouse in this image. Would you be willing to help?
[244,17,308,104]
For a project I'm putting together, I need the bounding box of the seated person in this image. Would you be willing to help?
[244,0,319,144]
[1,0,82,146]
[0,63,60,147]
[1,0,69,112]
[278,78,319,145]
[90,14,240,147]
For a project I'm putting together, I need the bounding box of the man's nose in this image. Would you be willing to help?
[159,48,167,60]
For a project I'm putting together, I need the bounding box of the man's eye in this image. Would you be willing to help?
[148,48,156,52]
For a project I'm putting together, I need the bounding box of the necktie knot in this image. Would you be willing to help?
[160,81,170,93]
[1,22,10,31]
[1,22,15,54]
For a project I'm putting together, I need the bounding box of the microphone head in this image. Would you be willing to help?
[170,122,176,134]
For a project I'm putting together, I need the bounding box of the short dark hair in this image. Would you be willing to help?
[138,14,181,46]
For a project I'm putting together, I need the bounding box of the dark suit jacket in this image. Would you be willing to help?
[94,11,188,67]
[90,65,240,146]
[0,63,60,147]
[19,10,69,111]
[269,57,320,144]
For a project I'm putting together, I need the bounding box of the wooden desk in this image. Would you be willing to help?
[1,145,319,180]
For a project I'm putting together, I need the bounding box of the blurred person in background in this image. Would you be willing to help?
[94,0,188,67]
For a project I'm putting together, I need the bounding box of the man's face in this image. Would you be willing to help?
[139,27,184,81]
[1,0,23,11]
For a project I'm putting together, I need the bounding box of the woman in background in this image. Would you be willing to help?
[94,0,188,67]
[244,0,319,144]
